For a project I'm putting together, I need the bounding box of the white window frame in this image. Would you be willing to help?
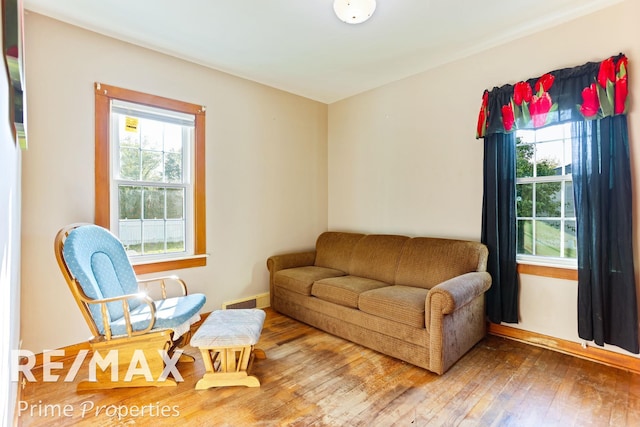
[109,100,195,262]
[515,123,577,269]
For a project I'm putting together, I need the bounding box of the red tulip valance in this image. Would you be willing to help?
[476,53,628,139]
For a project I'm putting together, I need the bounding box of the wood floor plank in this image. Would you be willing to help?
[17,308,640,426]
[626,374,640,425]
[470,340,542,426]
[608,367,631,426]
[513,350,566,426]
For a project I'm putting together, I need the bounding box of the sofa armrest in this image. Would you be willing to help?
[425,271,492,333]
[267,251,316,274]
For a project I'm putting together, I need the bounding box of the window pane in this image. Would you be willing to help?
[565,181,575,217]
[120,181,187,256]
[164,124,183,153]
[535,182,561,217]
[165,152,183,183]
[166,220,185,253]
[535,220,561,257]
[118,185,142,219]
[536,142,562,177]
[516,130,536,144]
[119,117,140,148]
[143,187,165,219]
[166,188,184,219]
[120,148,140,180]
[141,150,163,182]
[140,119,163,151]
[516,144,534,178]
[515,123,575,263]
[119,220,141,255]
[565,220,577,258]
[142,220,165,254]
[517,219,533,255]
[516,183,533,217]
[535,125,564,142]
[564,140,572,175]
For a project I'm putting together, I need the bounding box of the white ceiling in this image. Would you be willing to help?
[24,0,621,104]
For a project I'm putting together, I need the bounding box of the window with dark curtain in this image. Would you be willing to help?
[476,54,638,353]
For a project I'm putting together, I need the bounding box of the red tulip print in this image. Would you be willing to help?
[616,56,628,77]
[479,55,629,136]
[534,73,555,94]
[476,91,489,138]
[502,103,515,131]
[615,75,628,115]
[530,93,553,127]
[580,83,600,118]
[513,82,532,106]
[597,57,615,88]
[615,56,628,115]
[477,109,486,137]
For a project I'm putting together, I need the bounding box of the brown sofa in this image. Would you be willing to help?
[266,232,492,374]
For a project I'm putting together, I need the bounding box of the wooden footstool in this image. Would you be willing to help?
[192,309,266,389]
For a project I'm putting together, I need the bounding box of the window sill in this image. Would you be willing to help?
[517,262,578,281]
[131,254,208,275]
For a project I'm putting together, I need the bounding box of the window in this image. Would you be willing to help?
[515,123,576,268]
[95,83,206,274]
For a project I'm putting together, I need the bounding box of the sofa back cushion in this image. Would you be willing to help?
[395,237,488,289]
[349,234,410,283]
[314,232,365,273]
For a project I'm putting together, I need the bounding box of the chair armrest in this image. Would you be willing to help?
[137,275,188,299]
[78,290,157,340]
[425,272,492,333]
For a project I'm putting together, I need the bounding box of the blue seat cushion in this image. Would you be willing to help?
[63,225,142,332]
[110,293,206,337]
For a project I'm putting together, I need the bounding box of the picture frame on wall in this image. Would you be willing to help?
[2,0,26,149]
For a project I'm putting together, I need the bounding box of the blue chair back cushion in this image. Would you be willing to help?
[63,225,143,334]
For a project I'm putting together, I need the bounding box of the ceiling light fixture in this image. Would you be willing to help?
[333,0,376,25]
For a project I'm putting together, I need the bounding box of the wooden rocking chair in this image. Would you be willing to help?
[54,223,206,390]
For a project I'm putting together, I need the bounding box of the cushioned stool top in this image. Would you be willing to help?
[191,309,266,347]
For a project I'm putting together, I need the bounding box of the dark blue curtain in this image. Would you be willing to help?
[572,115,639,353]
[482,132,519,323]
[477,54,638,353]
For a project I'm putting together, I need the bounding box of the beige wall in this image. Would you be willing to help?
[328,1,640,355]
[21,12,328,352]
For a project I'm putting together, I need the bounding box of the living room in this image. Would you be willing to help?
[3,0,640,425]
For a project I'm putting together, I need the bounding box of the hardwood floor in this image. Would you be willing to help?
[18,309,640,426]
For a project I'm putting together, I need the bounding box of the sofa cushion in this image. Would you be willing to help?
[358,285,429,328]
[312,276,390,308]
[275,266,346,296]
[349,234,410,284]
[395,237,488,289]
[314,232,365,273]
